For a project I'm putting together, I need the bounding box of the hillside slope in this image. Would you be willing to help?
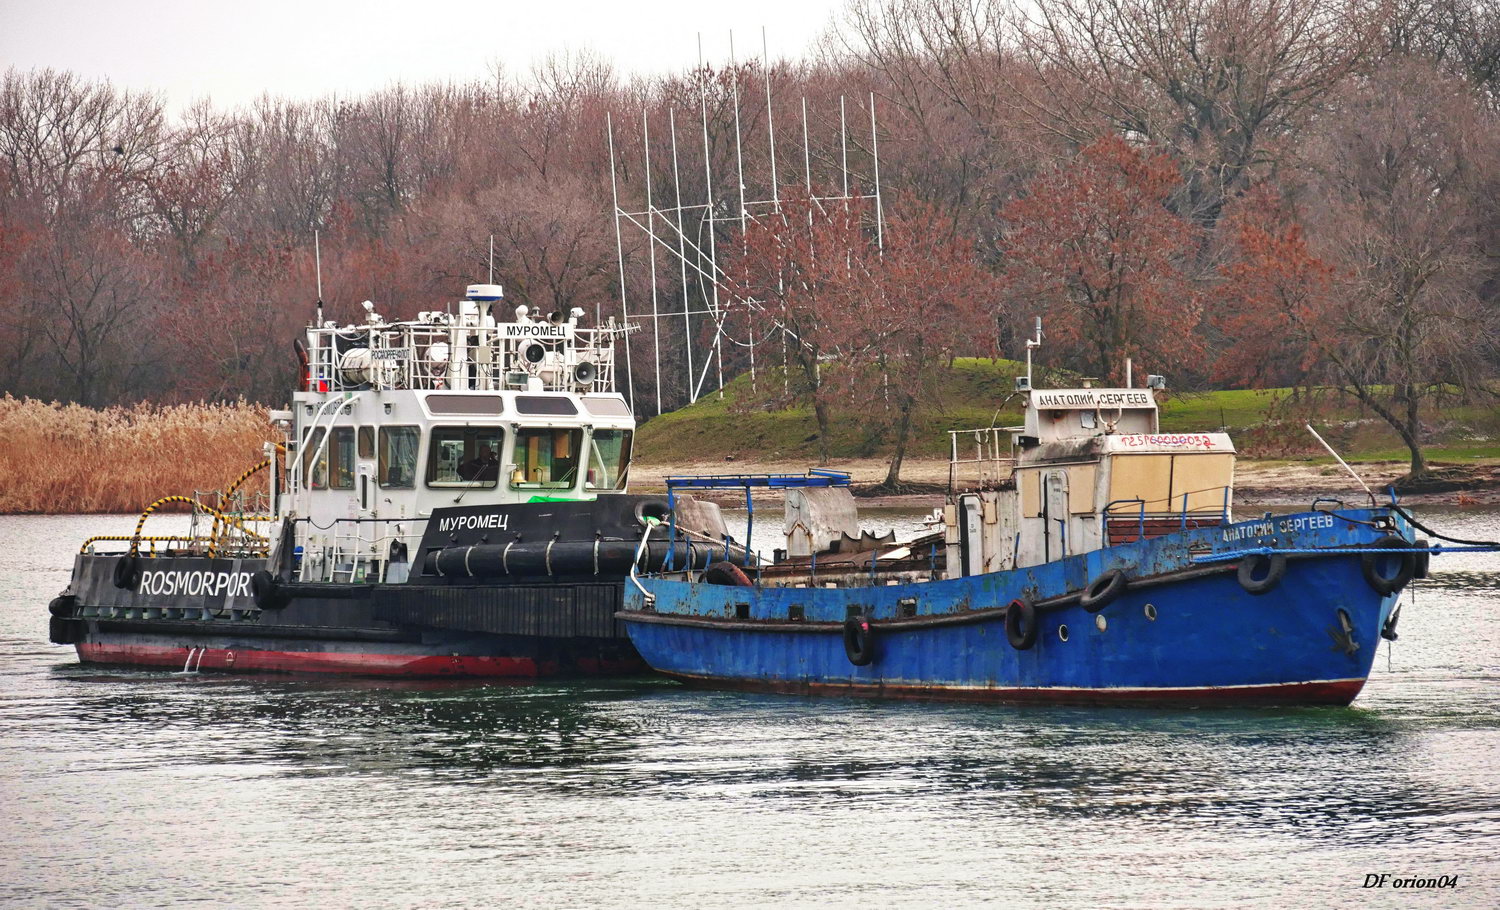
[634,358,1500,467]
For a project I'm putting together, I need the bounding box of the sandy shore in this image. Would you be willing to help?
[632,456,1500,508]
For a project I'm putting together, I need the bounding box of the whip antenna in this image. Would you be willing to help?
[314,229,324,327]
[1306,423,1375,504]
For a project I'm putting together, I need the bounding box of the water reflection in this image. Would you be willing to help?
[31,662,1497,854]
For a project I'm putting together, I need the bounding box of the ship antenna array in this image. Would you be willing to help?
[604,29,885,415]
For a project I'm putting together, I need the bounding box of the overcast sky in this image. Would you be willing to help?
[1,0,847,110]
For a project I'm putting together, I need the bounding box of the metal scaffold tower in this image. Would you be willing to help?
[605,29,884,415]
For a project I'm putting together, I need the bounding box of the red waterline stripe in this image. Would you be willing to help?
[662,673,1368,707]
[78,642,556,678]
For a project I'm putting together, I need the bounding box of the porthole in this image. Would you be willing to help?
[1095,614,1108,632]
[1144,603,1158,621]
[1058,624,1070,642]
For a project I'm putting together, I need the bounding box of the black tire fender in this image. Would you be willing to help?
[1361,535,1416,596]
[1412,538,1431,580]
[1005,598,1038,651]
[843,616,876,666]
[1079,569,1128,613]
[50,616,85,645]
[1237,554,1287,596]
[703,560,753,586]
[250,569,289,610]
[112,554,140,590]
[48,595,77,617]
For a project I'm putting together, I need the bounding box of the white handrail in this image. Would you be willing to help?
[293,396,353,495]
[628,518,659,606]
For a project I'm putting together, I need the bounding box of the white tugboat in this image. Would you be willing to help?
[49,284,737,677]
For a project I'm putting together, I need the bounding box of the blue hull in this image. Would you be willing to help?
[621,509,1412,706]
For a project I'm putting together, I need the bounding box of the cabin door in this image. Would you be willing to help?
[1043,471,1070,562]
[959,494,983,577]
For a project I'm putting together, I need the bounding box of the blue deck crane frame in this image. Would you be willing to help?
[663,470,853,569]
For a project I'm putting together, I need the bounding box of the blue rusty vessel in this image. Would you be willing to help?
[616,362,1481,706]
[622,503,1422,705]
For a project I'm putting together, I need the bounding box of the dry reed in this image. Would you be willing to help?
[0,396,275,514]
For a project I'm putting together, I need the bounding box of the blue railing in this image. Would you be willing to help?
[1103,486,1233,540]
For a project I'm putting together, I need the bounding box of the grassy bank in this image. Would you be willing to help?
[0,397,274,514]
[635,359,1500,467]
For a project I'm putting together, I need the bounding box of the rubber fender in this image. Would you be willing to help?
[250,569,290,610]
[1236,553,1287,596]
[1412,538,1430,580]
[49,616,85,645]
[1361,535,1416,596]
[1005,598,1038,650]
[424,539,702,578]
[1080,569,1128,613]
[843,616,876,666]
[112,554,140,590]
[48,595,77,617]
[703,560,753,587]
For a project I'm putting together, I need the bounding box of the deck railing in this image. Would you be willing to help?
[1102,486,1233,543]
[292,516,426,583]
[303,322,624,394]
[947,426,1017,494]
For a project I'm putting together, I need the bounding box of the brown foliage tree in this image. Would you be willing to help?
[721,189,863,463]
[1001,136,1203,383]
[825,202,999,486]
[722,189,996,480]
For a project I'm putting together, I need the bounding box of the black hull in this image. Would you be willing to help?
[53,553,644,678]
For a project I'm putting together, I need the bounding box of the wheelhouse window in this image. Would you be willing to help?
[427,427,503,487]
[378,426,420,488]
[510,427,583,490]
[304,427,355,490]
[587,429,632,491]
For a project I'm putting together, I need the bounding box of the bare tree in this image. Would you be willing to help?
[1018,0,1383,225]
[1385,0,1500,102]
[833,1,1042,251]
[0,68,163,222]
[1219,59,1500,483]
[136,101,250,275]
[20,220,157,405]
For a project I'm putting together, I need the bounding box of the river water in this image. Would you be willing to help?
[2,509,1497,908]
